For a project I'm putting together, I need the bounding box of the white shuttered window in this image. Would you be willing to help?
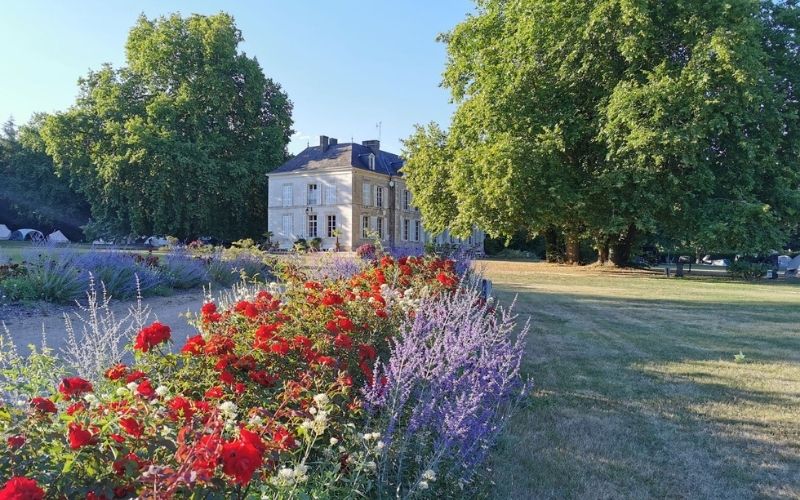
[282,185,293,207]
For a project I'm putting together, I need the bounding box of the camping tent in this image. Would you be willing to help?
[48,230,70,243]
[9,229,45,242]
[0,224,10,240]
[787,254,800,271]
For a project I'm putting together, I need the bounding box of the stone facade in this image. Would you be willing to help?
[266,137,484,252]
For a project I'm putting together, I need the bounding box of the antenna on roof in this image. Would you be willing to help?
[376,121,382,141]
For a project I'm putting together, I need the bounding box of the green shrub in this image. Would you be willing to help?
[728,260,768,280]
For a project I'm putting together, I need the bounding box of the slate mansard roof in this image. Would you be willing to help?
[270,142,404,177]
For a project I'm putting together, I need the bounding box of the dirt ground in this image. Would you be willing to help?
[0,290,207,354]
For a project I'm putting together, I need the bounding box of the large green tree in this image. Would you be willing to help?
[41,12,293,240]
[0,116,90,239]
[403,0,800,265]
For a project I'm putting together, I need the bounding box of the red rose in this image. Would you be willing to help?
[30,397,57,414]
[119,417,144,438]
[67,422,94,449]
[201,302,217,316]
[316,355,337,367]
[58,377,93,399]
[337,317,355,332]
[376,309,388,319]
[105,364,128,380]
[334,333,353,349]
[136,379,155,398]
[249,370,277,387]
[134,321,171,352]
[205,386,224,399]
[358,344,378,362]
[167,396,194,423]
[86,491,109,500]
[0,476,44,500]
[324,320,339,333]
[7,435,25,449]
[205,334,235,355]
[271,427,297,450]
[321,291,343,306]
[220,438,263,485]
[292,335,312,349]
[125,370,147,383]
[270,339,290,356]
[181,334,206,355]
[219,370,235,385]
[66,402,86,416]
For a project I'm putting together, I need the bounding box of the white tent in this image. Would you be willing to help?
[787,254,800,271]
[48,230,70,243]
[9,229,44,242]
[0,224,10,240]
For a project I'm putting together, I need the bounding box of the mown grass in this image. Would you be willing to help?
[482,261,800,499]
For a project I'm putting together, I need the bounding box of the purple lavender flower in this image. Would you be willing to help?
[364,280,529,495]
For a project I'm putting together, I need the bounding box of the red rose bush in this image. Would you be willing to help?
[0,252,527,498]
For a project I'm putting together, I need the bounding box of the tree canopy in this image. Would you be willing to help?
[402,0,800,264]
[40,12,293,240]
[0,117,90,240]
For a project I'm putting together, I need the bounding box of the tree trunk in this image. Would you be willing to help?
[610,224,638,267]
[597,237,610,265]
[565,232,580,265]
[544,226,562,263]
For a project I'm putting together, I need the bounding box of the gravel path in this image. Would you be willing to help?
[1,290,207,355]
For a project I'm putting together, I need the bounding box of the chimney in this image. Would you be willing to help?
[329,138,338,146]
[362,139,380,155]
[320,135,329,151]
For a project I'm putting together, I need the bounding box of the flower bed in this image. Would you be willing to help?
[0,253,527,498]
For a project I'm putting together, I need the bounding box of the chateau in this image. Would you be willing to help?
[266,136,485,251]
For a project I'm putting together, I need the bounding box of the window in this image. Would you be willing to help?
[327,215,337,237]
[376,217,384,239]
[307,183,319,205]
[282,214,292,237]
[403,219,410,241]
[368,153,375,170]
[282,184,293,207]
[403,190,411,210]
[362,215,370,238]
[362,183,371,206]
[325,185,336,205]
[376,186,384,208]
[307,214,317,238]
[414,220,421,242]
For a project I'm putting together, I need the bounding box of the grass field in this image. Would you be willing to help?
[482,261,800,499]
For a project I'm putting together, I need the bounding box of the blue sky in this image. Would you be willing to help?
[0,1,474,154]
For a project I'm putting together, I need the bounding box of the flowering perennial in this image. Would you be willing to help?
[0,253,527,498]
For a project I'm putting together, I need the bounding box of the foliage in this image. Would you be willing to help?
[403,0,800,265]
[39,12,293,241]
[727,260,768,281]
[0,253,525,498]
[76,252,164,299]
[161,252,209,290]
[0,116,90,240]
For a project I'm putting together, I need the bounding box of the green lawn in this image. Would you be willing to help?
[483,261,800,499]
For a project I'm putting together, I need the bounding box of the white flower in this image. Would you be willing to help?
[116,387,128,396]
[313,393,329,407]
[126,382,138,392]
[277,467,294,480]
[219,401,238,416]
[293,464,309,483]
[83,394,98,405]
[422,469,437,481]
[376,440,385,450]
[155,385,168,397]
[366,461,377,470]
[329,437,339,446]
[249,415,264,426]
[419,480,429,490]
[309,407,317,415]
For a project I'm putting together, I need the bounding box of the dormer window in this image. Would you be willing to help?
[368,153,376,170]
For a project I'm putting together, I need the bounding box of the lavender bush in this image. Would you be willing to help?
[364,281,529,497]
[75,251,164,298]
[162,251,209,289]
